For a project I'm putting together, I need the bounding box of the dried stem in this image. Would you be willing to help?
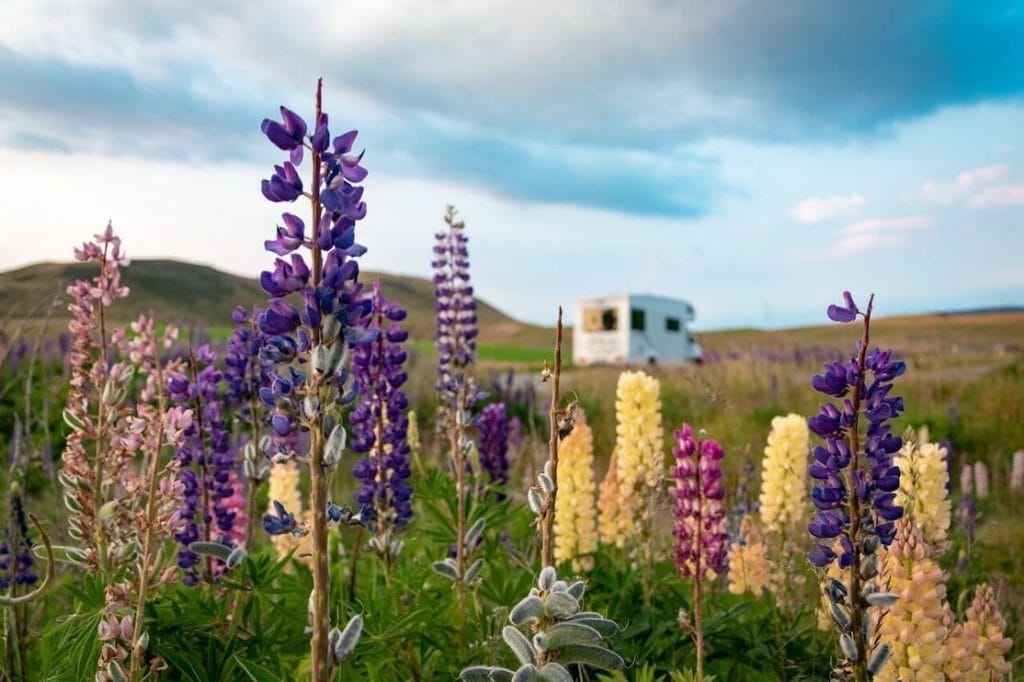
[129,376,168,681]
[540,307,563,569]
[308,76,332,682]
[844,294,874,682]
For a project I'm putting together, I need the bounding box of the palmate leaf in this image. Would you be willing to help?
[235,656,280,682]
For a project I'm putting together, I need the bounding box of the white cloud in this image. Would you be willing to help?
[969,182,1024,209]
[792,194,866,223]
[831,215,930,255]
[919,164,1007,204]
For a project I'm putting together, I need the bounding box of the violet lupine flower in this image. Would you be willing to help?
[671,423,729,579]
[478,402,510,488]
[169,344,241,584]
[806,292,905,571]
[0,495,36,589]
[256,105,373,447]
[432,205,482,429]
[349,280,414,532]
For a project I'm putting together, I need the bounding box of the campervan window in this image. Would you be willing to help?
[630,308,645,331]
[665,317,681,332]
[583,307,618,332]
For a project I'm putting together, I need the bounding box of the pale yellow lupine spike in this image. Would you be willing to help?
[894,427,952,550]
[554,410,598,572]
[873,520,949,681]
[759,413,810,533]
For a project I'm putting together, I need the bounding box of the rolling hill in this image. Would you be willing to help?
[0,259,554,347]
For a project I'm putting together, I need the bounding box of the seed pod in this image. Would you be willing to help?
[324,424,347,467]
[510,665,543,682]
[460,667,512,682]
[830,602,852,631]
[555,644,624,670]
[550,580,568,593]
[839,633,859,662]
[466,518,486,548]
[333,614,363,662]
[135,631,149,653]
[864,592,899,608]
[464,558,485,584]
[864,534,880,555]
[566,615,619,637]
[538,663,572,682]
[538,473,554,494]
[866,644,893,676]
[431,561,458,581]
[303,394,320,418]
[826,579,848,604]
[108,662,128,682]
[510,595,544,625]
[538,566,557,591]
[859,554,878,579]
[527,489,544,514]
[567,580,586,600]
[543,591,579,619]
[188,541,233,561]
[226,546,248,569]
[62,408,85,432]
[503,625,536,666]
[540,622,602,649]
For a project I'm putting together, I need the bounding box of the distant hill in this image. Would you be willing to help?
[0,260,553,347]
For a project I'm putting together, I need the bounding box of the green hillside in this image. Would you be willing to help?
[0,259,555,347]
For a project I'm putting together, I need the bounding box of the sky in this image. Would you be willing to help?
[0,1,1022,330]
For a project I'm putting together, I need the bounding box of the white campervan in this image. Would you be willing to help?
[572,294,702,367]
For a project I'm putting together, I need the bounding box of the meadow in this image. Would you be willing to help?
[0,84,1020,682]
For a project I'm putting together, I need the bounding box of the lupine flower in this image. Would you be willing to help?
[727,516,773,597]
[972,461,990,499]
[350,281,413,540]
[893,428,951,550]
[1011,450,1024,492]
[599,371,662,550]
[554,409,598,572]
[432,205,481,433]
[959,462,973,495]
[805,291,905,678]
[478,402,510,488]
[0,494,36,589]
[944,583,1014,680]
[258,86,373,675]
[807,293,905,568]
[671,423,728,578]
[759,413,810,532]
[872,520,948,681]
[597,450,622,546]
[168,345,241,584]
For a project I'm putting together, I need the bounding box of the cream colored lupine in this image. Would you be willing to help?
[759,413,810,532]
[944,583,1014,680]
[894,428,952,549]
[973,462,990,499]
[597,450,623,547]
[266,461,312,566]
[554,410,598,571]
[727,516,774,597]
[874,520,948,681]
[960,463,974,495]
[1011,450,1024,492]
[600,371,663,548]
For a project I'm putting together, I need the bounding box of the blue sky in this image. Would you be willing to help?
[0,1,1022,329]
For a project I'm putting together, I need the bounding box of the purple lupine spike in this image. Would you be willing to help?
[433,206,482,432]
[807,292,904,569]
[478,402,510,488]
[0,494,37,589]
[170,345,243,584]
[350,281,413,533]
[671,424,729,579]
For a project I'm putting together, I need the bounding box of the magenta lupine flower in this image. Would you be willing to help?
[671,423,728,579]
[478,402,510,487]
[806,291,904,569]
[349,280,414,531]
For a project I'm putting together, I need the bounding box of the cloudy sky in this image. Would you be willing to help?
[1,1,1022,329]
